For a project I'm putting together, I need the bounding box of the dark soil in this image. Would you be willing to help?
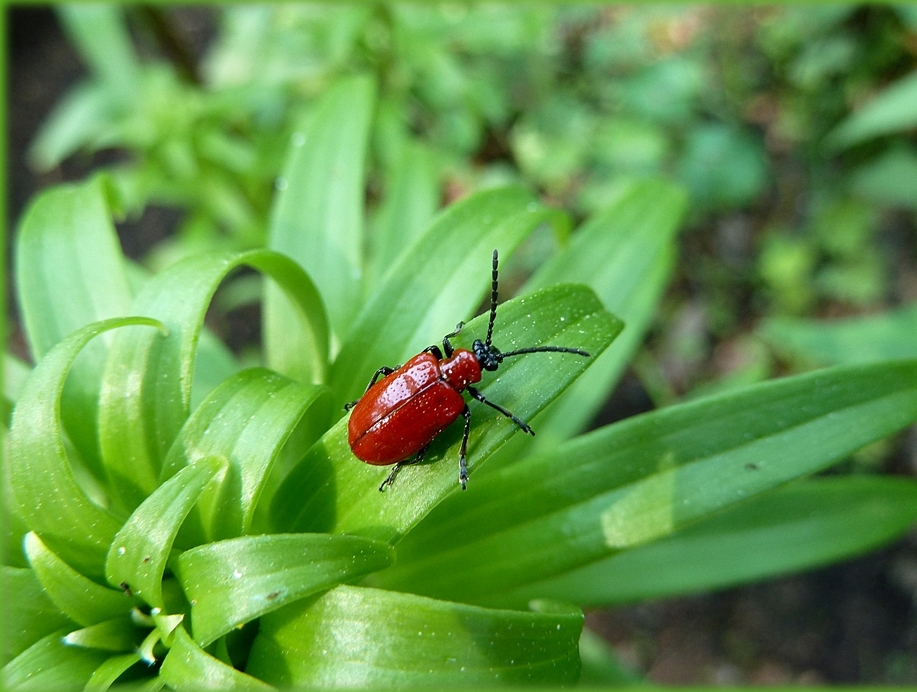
[7,6,917,685]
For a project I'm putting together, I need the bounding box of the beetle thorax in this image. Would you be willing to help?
[472,339,502,371]
[439,349,482,391]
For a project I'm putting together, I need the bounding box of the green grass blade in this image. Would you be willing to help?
[367,141,440,291]
[25,533,133,628]
[245,585,582,688]
[373,359,917,605]
[84,652,142,691]
[27,82,111,171]
[272,284,621,543]
[159,625,274,691]
[496,476,917,607]
[265,74,375,345]
[9,317,163,577]
[1,567,74,664]
[330,186,570,410]
[0,629,109,691]
[825,69,917,149]
[99,249,328,511]
[173,534,394,647]
[759,304,917,366]
[63,617,139,653]
[105,457,226,610]
[15,178,134,480]
[160,369,326,542]
[491,179,687,466]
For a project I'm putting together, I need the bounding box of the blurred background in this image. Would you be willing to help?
[8,4,917,684]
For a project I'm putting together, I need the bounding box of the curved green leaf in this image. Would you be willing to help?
[826,69,917,149]
[106,457,226,609]
[759,304,917,366]
[245,586,582,688]
[174,533,394,646]
[9,317,163,577]
[84,652,142,691]
[98,249,328,511]
[373,359,917,606]
[331,185,571,410]
[161,368,326,542]
[1,567,74,664]
[0,629,109,691]
[15,177,133,479]
[266,73,375,345]
[490,178,686,467]
[63,617,139,653]
[25,533,133,628]
[272,284,621,543]
[159,625,274,691]
[506,476,917,606]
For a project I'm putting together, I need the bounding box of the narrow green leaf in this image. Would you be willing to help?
[579,628,642,685]
[98,249,328,511]
[174,533,394,647]
[28,82,112,171]
[25,533,133,628]
[759,305,917,366]
[57,5,141,102]
[84,652,142,691]
[1,567,74,664]
[106,457,226,609]
[0,629,109,691]
[191,328,241,410]
[9,317,163,577]
[161,368,326,542]
[491,178,686,466]
[367,141,440,291]
[825,69,917,149]
[272,284,621,543]
[15,178,134,479]
[504,476,917,607]
[265,74,375,345]
[2,437,30,568]
[245,585,582,688]
[63,617,139,653]
[373,359,917,606]
[159,625,274,691]
[331,186,571,410]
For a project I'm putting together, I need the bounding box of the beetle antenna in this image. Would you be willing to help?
[485,249,499,348]
[498,345,591,360]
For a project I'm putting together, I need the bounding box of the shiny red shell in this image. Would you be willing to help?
[347,350,482,465]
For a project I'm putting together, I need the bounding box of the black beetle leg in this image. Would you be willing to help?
[458,405,471,489]
[467,386,534,436]
[441,322,464,358]
[344,366,397,410]
[379,443,429,492]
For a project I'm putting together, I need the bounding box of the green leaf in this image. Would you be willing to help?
[759,305,917,366]
[15,178,134,480]
[0,629,110,691]
[1,567,74,664]
[98,249,328,511]
[272,283,621,543]
[372,359,917,606]
[28,82,112,171]
[63,617,139,653]
[159,625,274,691]
[106,457,226,609]
[367,141,440,290]
[826,70,917,149]
[579,628,642,685]
[245,586,582,688]
[174,533,394,646]
[25,533,134,628]
[84,652,142,691]
[9,317,163,577]
[161,368,326,542]
[512,476,917,606]
[330,186,571,410]
[265,74,375,345]
[492,178,686,465]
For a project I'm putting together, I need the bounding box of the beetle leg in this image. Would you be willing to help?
[423,344,444,359]
[441,321,464,358]
[344,366,397,410]
[379,444,429,492]
[459,405,471,489]
[466,386,534,436]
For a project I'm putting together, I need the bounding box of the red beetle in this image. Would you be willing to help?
[346,249,589,491]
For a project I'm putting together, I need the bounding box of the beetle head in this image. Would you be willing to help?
[473,339,502,371]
